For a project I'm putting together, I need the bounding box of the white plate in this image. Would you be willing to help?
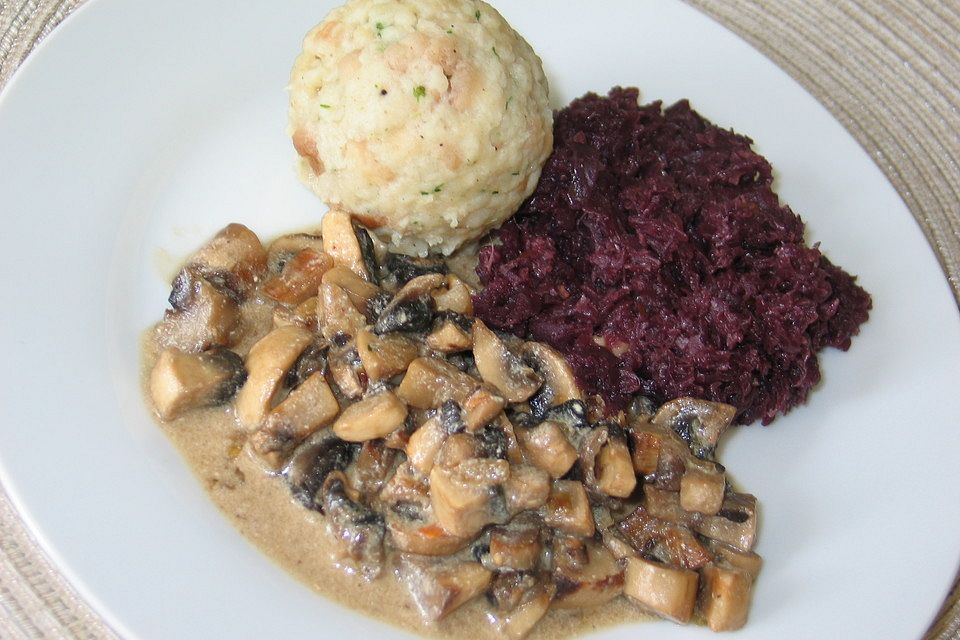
[1,0,958,638]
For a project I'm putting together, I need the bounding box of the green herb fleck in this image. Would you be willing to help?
[433,184,443,193]
[420,191,430,196]
[475,9,481,20]
[491,190,500,195]
[505,96,513,109]
[511,171,520,176]
[375,21,386,37]
[492,46,500,59]
[446,29,453,34]
[413,85,426,100]
[319,103,331,109]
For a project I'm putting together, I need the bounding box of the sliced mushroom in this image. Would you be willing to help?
[429,457,510,537]
[321,265,381,315]
[398,556,492,622]
[553,539,625,609]
[149,347,245,421]
[541,480,595,538]
[321,209,377,281]
[482,515,543,572]
[698,562,755,631]
[472,320,542,403]
[332,391,408,442]
[630,418,692,491]
[282,429,355,510]
[235,325,314,430]
[262,248,334,305]
[652,398,736,460]
[355,328,418,382]
[431,273,473,315]
[188,222,267,293]
[488,575,556,640]
[516,420,578,479]
[522,342,583,417]
[397,357,477,409]
[251,371,340,468]
[623,556,699,624]
[503,464,552,515]
[157,267,241,352]
[321,472,385,580]
[318,281,368,341]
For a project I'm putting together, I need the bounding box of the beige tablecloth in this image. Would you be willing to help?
[1,1,958,638]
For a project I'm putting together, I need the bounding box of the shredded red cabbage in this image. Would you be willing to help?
[474,88,872,424]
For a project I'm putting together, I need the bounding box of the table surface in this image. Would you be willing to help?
[1,1,958,638]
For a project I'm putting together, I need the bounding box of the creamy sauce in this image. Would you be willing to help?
[141,291,657,639]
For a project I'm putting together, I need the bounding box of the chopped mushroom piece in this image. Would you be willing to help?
[541,480,595,538]
[623,556,699,624]
[698,562,755,631]
[522,342,583,416]
[694,493,758,552]
[462,387,507,432]
[425,317,473,353]
[265,232,325,273]
[617,506,713,571]
[652,397,736,460]
[679,467,726,515]
[351,439,398,498]
[398,556,492,622]
[321,209,377,281]
[158,267,241,352]
[321,265,380,314]
[472,320,542,403]
[431,274,474,315]
[235,325,314,430]
[381,463,472,556]
[553,539,625,609]
[355,328,418,381]
[405,416,448,475]
[515,421,577,479]
[332,391,408,442]
[188,222,267,293]
[594,430,637,498]
[503,464,551,515]
[263,248,333,304]
[282,429,355,510]
[397,357,477,409]
[251,371,340,467]
[488,578,555,640]
[318,281,368,341]
[483,516,542,572]
[273,295,319,331]
[326,342,366,400]
[321,472,385,580]
[429,458,510,537]
[149,347,245,421]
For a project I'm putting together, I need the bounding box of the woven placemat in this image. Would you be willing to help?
[1,1,958,638]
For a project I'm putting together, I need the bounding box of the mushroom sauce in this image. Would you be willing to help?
[143,216,762,638]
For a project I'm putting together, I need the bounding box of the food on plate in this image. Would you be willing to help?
[475,88,872,424]
[288,0,553,257]
[146,218,763,637]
